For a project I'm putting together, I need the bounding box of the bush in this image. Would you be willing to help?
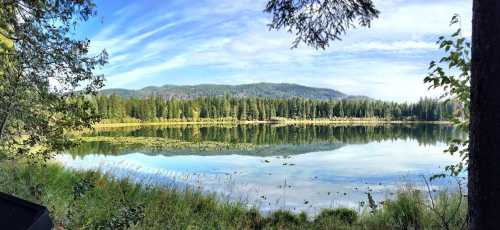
[316,208,358,225]
[387,189,425,228]
[268,210,301,226]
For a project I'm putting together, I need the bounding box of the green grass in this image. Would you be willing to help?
[0,162,467,229]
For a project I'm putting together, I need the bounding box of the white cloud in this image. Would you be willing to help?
[106,56,187,87]
[88,0,470,102]
[339,41,436,52]
[369,0,472,37]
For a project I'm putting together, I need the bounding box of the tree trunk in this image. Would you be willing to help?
[469,0,500,229]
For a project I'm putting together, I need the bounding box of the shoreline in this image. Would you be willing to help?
[0,162,466,229]
[93,119,452,128]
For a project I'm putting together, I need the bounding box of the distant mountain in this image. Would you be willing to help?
[100,83,366,100]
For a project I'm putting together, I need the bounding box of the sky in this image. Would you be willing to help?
[77,0,472,102]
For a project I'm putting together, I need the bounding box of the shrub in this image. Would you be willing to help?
[316,208,358,225]
[383,188,425,229]
[314,208,358,229]
[268,210,301,225]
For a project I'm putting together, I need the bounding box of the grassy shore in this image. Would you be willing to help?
[94,117,451,128]
[0,161,467,229]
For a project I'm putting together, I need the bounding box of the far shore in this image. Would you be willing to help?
[93,119,452,128]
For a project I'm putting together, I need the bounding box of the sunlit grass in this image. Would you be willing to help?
[93,117,450,129]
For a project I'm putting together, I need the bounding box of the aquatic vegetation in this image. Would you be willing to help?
[75,136,259,153]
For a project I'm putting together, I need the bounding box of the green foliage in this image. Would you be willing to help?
[91,94,454,122]
[0,0,107,163]
[105,204,145,229]
[430,192,468,229]
[425,15,470,178]
[359,187,467,230]
[268,210,302,226]
[382,189,425,229]
[72,172,96,200]
[315,208,358,225]
[264,0,379,49]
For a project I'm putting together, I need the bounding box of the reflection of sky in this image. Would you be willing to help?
[57,139,462,215]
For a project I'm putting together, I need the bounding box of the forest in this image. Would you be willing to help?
[92,94,456,122]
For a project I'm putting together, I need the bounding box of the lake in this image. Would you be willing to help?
[58,124,464,215]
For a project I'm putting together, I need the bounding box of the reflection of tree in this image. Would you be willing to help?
[91,124,459,145]
[70,124,461,156]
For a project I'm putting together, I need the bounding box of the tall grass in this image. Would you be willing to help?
[0,162,467,229]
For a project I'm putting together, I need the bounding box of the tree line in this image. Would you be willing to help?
[91,95,455,121]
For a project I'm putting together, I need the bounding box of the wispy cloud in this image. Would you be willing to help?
[83,0,472,102]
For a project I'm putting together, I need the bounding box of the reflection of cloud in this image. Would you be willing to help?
[57,139,459,214]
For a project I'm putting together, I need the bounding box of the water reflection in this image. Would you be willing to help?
[71,124,459,156]
[87,124,455,146]
[60,124,463,214]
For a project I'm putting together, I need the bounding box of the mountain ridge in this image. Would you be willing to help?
[99,83,368,100]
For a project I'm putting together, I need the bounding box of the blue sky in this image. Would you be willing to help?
[79,0,472,102]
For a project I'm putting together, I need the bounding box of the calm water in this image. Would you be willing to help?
[58,124,464,214]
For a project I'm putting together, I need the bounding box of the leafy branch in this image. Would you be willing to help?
[425,14,470,179]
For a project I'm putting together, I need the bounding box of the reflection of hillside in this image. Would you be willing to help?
[67,141,347,157]
[87,124,461,146]
[243,142,347,156]
[69,124,462,157]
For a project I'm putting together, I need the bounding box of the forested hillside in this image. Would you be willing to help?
[99,83,349,100]
[92,95,455,121]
